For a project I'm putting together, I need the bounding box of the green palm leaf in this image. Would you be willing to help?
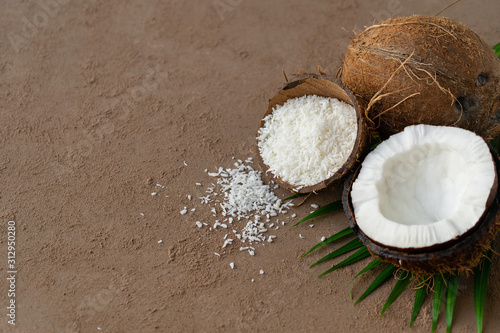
[292,200,343,227]
[490,138,500,155]
[494,43,500,58]
[474,249,493,333]
[301,227,354,258]
[410,278,429,328]
[310,238,363,268]
[319,246,371,277]
[355,264,398,305]
[432,274,447,333]
[349,259,384,299]
[370,132,382,150]
[284,192,307,200]
[381,271,413,316]
[446,273,460,333]
[355,259,384,278]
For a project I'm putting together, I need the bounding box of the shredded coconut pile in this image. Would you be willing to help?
[196,157,293,256]
[258,94,357,186]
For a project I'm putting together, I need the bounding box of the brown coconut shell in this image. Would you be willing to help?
[342,15,500,140]
[342,146,500,276]
[257,74,369,193]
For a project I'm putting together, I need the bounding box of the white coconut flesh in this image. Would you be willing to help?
[257,94,358,186]
[351,125,496,249]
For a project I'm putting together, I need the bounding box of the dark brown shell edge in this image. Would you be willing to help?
[342,145,500,276]
[257,74,369,194]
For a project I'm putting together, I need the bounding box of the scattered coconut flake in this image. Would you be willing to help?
[230,262,235,269]
[151,192,157,196]
[180,207,188,215]
[251,278,255,282]
[291,213,297,218]
[196,221,203,228]
[321,236,326,242]
[140,213,144,216]
[311,204,319,209]
[214,252,221,257]
[196,182,202,186]
[194,158,293,256]
[187,195,192,200]
[309,224,314,228]
[259,269,264,275]
[222,239,233,248]
[184,161,188,166]
[299,234,305,239]
[157,240,163,244]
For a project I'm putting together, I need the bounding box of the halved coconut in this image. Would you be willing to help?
[257,74,368,193]
[343,125,499,274]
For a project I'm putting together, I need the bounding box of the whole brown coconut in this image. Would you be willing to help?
[342,15,500,140]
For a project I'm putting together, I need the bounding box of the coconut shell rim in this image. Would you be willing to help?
[343,144,500,268]
[256,74,367,193]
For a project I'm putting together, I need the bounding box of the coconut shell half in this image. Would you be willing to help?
[257,74,369,193]
[343,146,500,276]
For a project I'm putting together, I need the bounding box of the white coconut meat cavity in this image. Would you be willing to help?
[258,94,358,186]
[351,125,496,250]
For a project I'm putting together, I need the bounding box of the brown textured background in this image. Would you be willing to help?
[1,0,499,332]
